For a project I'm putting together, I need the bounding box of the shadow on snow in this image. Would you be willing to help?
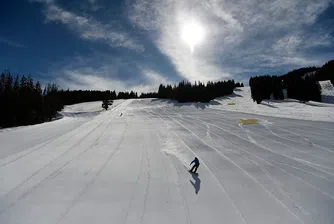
[150,99,221,110]
[189,172,201,194]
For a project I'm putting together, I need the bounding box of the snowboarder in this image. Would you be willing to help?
[189,157,200,173]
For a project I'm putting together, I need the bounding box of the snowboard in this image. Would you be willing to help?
[188,170,198,176]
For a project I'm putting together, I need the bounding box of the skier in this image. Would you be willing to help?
[189,157,200,173]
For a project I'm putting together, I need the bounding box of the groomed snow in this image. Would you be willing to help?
[63,99,126,113]
[1,97,334,224]
[64,85,334,122]
[60,100,126,118]
[320,80,334,104]
[208,87,334,122]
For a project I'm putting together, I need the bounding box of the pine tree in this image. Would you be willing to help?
[12,75,20,125]
[315,60,334,81]
[3,72,14,126]
[35,81,42,95]
[13,75,20,93]
[0,72,5,94]
[102,99,113,110]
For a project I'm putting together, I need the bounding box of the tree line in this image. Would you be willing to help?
[0,71,151,128]
[158,80,239,103]
[315,60,334,85]
[139,92,159,98]
[1,69,244,128]
[249,60,333,104]
[56,90,116,105]
[0,72,63,128]
[116,91,138,99]
[249,75,284,104]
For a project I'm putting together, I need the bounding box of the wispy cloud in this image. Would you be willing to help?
[0,36,27,48]
[49,54,167,92]
[127,0,333,81]
[32,0,144,51]
[128,0,233,82]
[56,68,129,91]
[29,0,333,91]
[55,67,165,93]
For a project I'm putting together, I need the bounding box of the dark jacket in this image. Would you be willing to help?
[190,157,200,166]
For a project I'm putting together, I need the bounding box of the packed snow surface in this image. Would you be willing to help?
[210,87,334,122]
[63,99,126,113]
[320,80,334,104]
[1,98,334,224]
[59,100,126,118]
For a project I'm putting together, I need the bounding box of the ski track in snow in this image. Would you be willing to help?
[164,114,303,223]
[0,100,132,215]
[173,112,334,178]
[149,113,247,223]
[0,119,111,212]
[56,119,128,223]
[0,99,334,224]
[146,110,248,224]
[177,112,334,182]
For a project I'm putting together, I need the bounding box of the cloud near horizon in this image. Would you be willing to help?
[55,65,171,93]
[0,36,27,48]
[2,0,333,92]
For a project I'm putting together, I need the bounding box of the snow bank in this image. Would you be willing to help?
[136,87,334,122]
[212,87,334,122]
[63,87,334,122]
[63,99,126,113]
[320,80,334,104]
[63,101,102,112]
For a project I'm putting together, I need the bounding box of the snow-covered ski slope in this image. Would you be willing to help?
[63,100,126,113]
[320,80,334,104]
[1,98,334,224]
[211,87,334,122]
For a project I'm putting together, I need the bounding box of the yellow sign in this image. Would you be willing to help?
[240,119,258,125]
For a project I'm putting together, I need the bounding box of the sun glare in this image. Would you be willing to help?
[181,19,205,53]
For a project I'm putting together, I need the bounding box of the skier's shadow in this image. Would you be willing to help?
[190,172,201,194]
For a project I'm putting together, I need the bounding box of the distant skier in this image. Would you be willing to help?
[189,157,200,173]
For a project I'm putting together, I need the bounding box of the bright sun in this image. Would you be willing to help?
[181,19,205,53]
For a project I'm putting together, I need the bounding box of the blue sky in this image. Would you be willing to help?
[1,0,334,92]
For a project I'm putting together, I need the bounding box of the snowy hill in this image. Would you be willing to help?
[211,87,334,122]
[320,80,334,104]
[140,87,334,122]
[62,87,334,122]
[63,99,126,113]
[63,101,104,112]
[1,96,334,223]
[60,100,126,118]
